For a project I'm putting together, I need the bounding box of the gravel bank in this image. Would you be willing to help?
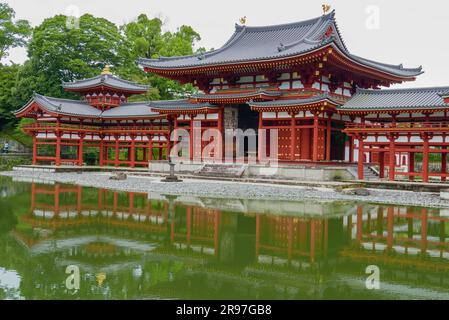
[1,170,447,208]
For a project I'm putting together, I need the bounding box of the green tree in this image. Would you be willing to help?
[119,14,203,100]
[14,14,129,102]
[0,2,31,61]
[0,63,21,128]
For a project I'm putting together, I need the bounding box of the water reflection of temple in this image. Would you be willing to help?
[9,182,449,299]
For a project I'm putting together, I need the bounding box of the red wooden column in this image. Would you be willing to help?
[258,112,264,163]
[357,135,365,180]
[114,136,120,167]
[290,112,297,161]
[379,150,385,179]
[218,108,224,161]
[172,116,178,159]
[189,114,194,161]
[98,135,104,166]
[32,133,37,165]
[78,133,85,166]
[409,147,415,181]
[130,135,136,168]
[441,146,447,182]
[312,111,320,162]
[147,135,153,162]
[55,132,62,166]
[325,113,332,161]
[388,134,397,181]
[421,133,430,183]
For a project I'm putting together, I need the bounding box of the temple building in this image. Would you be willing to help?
[14,10,449,182]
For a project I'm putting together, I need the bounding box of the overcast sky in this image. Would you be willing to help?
[4,0,449,89]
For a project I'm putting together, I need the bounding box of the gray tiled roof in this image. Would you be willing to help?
[339,87,449,111]
[101,102,159,118]
[25,93,102,117]
[138,11,422,78]
[439,90,449,98]
[149,100,216,111]
[248,93,343,108]
[62,74,149,92]
[192,90,282,100]
[15,94,212,118]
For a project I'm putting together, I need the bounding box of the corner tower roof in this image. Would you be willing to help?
[62,68,149,94]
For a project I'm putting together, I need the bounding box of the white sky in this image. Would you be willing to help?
[3,0,449,89]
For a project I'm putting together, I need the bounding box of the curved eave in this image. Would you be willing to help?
[327,45,423,83]
[152,106,219,115]
[100,114,166,120]
[249,98,341,112]
[13,96,36,117]
[193,92,281,104]
[140,42,422,83]
[14,98,100,120]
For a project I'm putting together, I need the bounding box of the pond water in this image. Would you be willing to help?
[0,175,448,300]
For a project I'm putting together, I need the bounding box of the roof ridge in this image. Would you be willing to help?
[279,14,327,51]
[34,93,88,105]
[62,73,149,89]
[139,12,333,65]
[236,10,334,32]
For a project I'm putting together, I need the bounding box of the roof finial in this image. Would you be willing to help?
[322,4,331,15]
[239,16,247,25]
[101,65,112,75]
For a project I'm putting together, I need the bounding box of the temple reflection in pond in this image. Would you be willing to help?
[1,180,449,299]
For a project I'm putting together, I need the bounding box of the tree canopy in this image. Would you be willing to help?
[0,6,205,141]
[119,14,203,100]
[0,3,31,61]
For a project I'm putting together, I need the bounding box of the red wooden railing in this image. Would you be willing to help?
[23,123,169,133]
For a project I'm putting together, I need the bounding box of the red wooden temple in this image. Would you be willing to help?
[14,10,449,182]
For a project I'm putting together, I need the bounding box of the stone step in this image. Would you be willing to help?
[197,163,246,178]
[363,166,379,181]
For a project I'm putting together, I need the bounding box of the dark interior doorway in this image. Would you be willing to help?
[330,130,346,161]
[237,104,259,158]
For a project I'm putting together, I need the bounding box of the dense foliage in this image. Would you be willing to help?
[0,4,203,144]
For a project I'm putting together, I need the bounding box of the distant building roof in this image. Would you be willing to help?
[339,87,449,112]
[14,94,211,119]
[138,10,422,79]
[62,74,149,93]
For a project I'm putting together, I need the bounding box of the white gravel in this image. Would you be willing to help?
[1,170,447,208]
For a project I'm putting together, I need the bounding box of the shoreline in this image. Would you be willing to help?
[1,170,448,209]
